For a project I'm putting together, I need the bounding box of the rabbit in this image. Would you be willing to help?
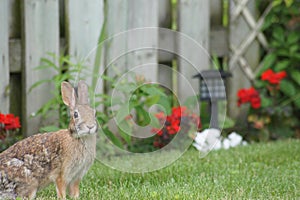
[0,80,98,199]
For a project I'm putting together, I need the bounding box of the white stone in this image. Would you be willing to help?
[222,138,231,149]
[228,132,243,147]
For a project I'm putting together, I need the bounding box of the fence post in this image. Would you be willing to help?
[0,0,9,114]
[177,0,210,103]
[22,0,59,136]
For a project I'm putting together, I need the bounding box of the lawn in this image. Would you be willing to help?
[36,139,300,199]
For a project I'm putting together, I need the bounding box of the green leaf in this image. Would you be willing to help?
[293,97,300,109]
[261,96,272,108]
[135,106,151,126]
[140,85,166,97]
[101,128,124,149]
[276,49,290,57]
[39,125,60,133]
[270,41,282,48]
[274,60,290,71]
[291,70,300,86]
[272,0,283,7]
[144,95,160,107]
[118,120,132,144]
[39,57,59,71]
[262,53,277,71]
[254,80,267,89]
[287,32,299,44]
[28,79,52,93]
[280,80,296,97]
[284,0,294,7]
[272,27,285,42]
[222,116,235,129]
[289,45,299,54]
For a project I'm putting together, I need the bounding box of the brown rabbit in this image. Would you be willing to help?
[0,81,98,199]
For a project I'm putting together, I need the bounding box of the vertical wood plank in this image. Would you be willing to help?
[0,0,10,114]
[177,0,210,102]
[105,0,127,76]
[126,0,159,82]
[106,0,159,82]
[23,0,59,136]
[65,0,104,87]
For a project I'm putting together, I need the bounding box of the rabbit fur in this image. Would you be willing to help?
[0,81,98,199]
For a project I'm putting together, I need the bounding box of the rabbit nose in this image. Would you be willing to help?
[87,125,94,129]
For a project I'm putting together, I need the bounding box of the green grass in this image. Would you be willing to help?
[37,139,300,199]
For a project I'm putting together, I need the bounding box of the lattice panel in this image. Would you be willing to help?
[229,0,273,81]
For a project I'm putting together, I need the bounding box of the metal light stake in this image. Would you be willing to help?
[193,70,231,129]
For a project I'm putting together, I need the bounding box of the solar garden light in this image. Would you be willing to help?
[193,70,232,129]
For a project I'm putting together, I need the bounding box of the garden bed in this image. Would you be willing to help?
[37,139,300,199]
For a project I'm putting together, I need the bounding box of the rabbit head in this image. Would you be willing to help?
[61,80,98,138]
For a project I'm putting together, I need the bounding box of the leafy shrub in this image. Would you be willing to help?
[237,69,297,140]
[259,0,300,128]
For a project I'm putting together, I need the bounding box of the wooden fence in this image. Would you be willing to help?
[0,0,272,136]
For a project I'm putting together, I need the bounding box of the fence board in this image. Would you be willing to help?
[105,0,127,75]
[0,0,10,114]
[177,0,210,102]
[65,0,104,87]
[126,0,159,82]
[23,0,59,136]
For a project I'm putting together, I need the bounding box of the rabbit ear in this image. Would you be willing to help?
[61,81,76,109]
[77,80,89,104]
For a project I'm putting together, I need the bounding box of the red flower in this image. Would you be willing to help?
[261,69,274,81]
[250,97,261,109]
[261,69,286,85]
[152,106,201,148]
[171,106,187,118]
[237,87,261,109]
[0,113,21,130]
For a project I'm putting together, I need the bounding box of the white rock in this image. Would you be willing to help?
[222,138,231,149]
[193,143,203,151]
[213,139,222,150]
[194,131,208,146]
[228,132,243,147]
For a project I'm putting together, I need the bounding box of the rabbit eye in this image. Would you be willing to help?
[74,111,79,119]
